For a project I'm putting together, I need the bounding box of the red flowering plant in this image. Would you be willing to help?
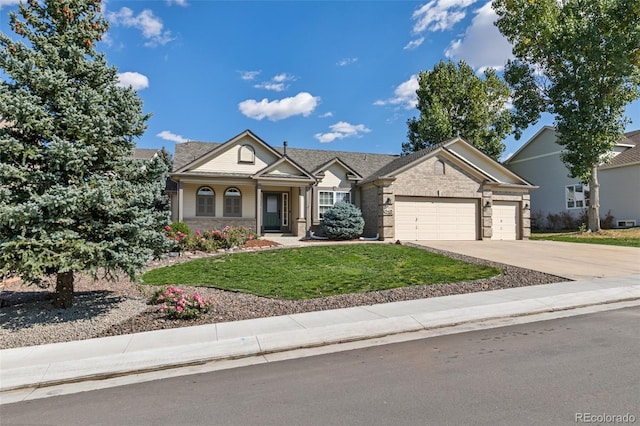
[164,223,191,253]
[149,285,213,320]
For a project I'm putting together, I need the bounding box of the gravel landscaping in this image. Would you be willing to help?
[0,241,567,349]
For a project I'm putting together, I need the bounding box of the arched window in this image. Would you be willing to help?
[435,159,445,175]
[224,187,242,217]
[196,187,215,216]
[238,144,255,164]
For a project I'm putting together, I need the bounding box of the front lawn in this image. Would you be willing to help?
[530,228,640,247]
[141,244,501,300]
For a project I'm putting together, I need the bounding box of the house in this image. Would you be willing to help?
[168,130,536,240]
[504,126,640,229]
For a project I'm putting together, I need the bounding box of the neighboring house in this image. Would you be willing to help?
[169,130,536,241]
[504,126,640,229]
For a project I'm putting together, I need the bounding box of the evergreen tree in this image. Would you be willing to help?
[0,0,170,308]
[403,60,515,160]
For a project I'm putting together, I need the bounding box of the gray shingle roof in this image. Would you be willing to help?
[132,148,159,160]
[359,143,445,184]
[173,141,222,171]
[172,139,398,180]
[605,143,640,167]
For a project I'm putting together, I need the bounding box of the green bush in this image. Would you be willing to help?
[320,202,365,240]
[169,221,191,235]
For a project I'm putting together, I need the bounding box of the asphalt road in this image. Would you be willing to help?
[3,307,639,426]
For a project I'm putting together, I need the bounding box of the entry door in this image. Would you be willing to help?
[263,193,281,231]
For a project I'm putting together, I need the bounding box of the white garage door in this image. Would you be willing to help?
[395,197,478,240]
[492,201,519,240]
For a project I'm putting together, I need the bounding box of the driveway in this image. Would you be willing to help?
[413,240,640,280]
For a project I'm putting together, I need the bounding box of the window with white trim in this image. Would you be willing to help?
[566,184,590,209]
[238,144,255,164]
[319,190,351,218]
[196,187,215,216]
[224,187,242,217]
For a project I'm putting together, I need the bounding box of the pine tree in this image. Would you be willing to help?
[0,0,170,308]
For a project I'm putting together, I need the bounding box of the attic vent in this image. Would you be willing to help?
[238,144,255,164]
[616,220,636,228]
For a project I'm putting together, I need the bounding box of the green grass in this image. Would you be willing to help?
[530,228,640,248]
[141,244,501,300]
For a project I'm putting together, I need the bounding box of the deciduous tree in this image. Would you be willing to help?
[494,0,640,231]
[0,0,170,307]
[403,60,514,160]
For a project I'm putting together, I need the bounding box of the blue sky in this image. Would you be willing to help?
[1,0,639,160]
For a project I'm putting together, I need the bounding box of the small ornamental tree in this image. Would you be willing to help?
[0,0,170,308]
[320,202,365,240]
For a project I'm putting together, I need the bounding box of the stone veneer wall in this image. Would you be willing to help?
[183,218,258,233]
[359,185,381,238]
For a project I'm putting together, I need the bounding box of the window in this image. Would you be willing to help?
[318,190,351,218]
[238,144,255,164]
[196,187,215,216]
[224,187,242,217]
[566,184,590,209]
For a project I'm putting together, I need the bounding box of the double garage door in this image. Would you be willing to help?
[395,198,520,241]
[395,197,478,241]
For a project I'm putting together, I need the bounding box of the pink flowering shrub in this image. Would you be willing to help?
[165,224,258,253]
[149,285,213,320]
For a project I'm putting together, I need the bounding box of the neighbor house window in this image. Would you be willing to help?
[196,187,215,216]
[319,190,351,219]
[238,144,255,164]
[224,187,242,217]
[565,184,590,209]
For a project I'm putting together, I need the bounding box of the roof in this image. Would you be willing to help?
[172,139,397,179]
[602,143,640,168]
[132,148,159,160]
[360,143,444,184]
[505,126,639,165]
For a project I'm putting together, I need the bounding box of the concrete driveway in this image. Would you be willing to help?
[413,240,640,280]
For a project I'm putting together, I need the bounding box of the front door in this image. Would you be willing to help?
[263,193,281,231]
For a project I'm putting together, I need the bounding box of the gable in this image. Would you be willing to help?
[188,134,280,174]
[316,162,357,187]
[446,140,528,185]
[506,126,560,164]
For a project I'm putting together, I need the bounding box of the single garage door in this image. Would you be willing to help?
[395,197,478,240]
[492,201,519,240]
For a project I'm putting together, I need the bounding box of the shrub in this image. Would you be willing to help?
[164,225,259,253]
[150,285,213,320]
[601,210,615,229]
[169,222,191,236]
[320,202,365,240]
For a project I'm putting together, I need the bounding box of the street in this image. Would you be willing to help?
[3,307,639,426]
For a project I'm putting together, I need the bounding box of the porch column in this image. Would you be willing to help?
[178,181,184,222]
[256,183,262,234]
[295,186,307,237]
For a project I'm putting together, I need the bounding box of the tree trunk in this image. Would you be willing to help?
[54,271,74,309]
[588,164,601,232]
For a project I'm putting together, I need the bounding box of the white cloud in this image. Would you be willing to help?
[404,37,424,50]
[314,121,371,143]
[374,75,419,110]
[0,0,20,10]
[157,130,188,143]
[108,7,174,47]
[319,112,334,118]
[239,70,261,81]
[412,0,477,33]
[238,92,320,121]
[166,0,188,6]
[116,72,149,90]
[444,1,513,72]
[254,73,296,92]
[337,57,358,66]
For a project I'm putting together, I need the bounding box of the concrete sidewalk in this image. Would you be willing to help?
[2,274,639,404]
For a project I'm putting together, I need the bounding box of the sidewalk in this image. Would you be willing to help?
[2,274,639,404]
